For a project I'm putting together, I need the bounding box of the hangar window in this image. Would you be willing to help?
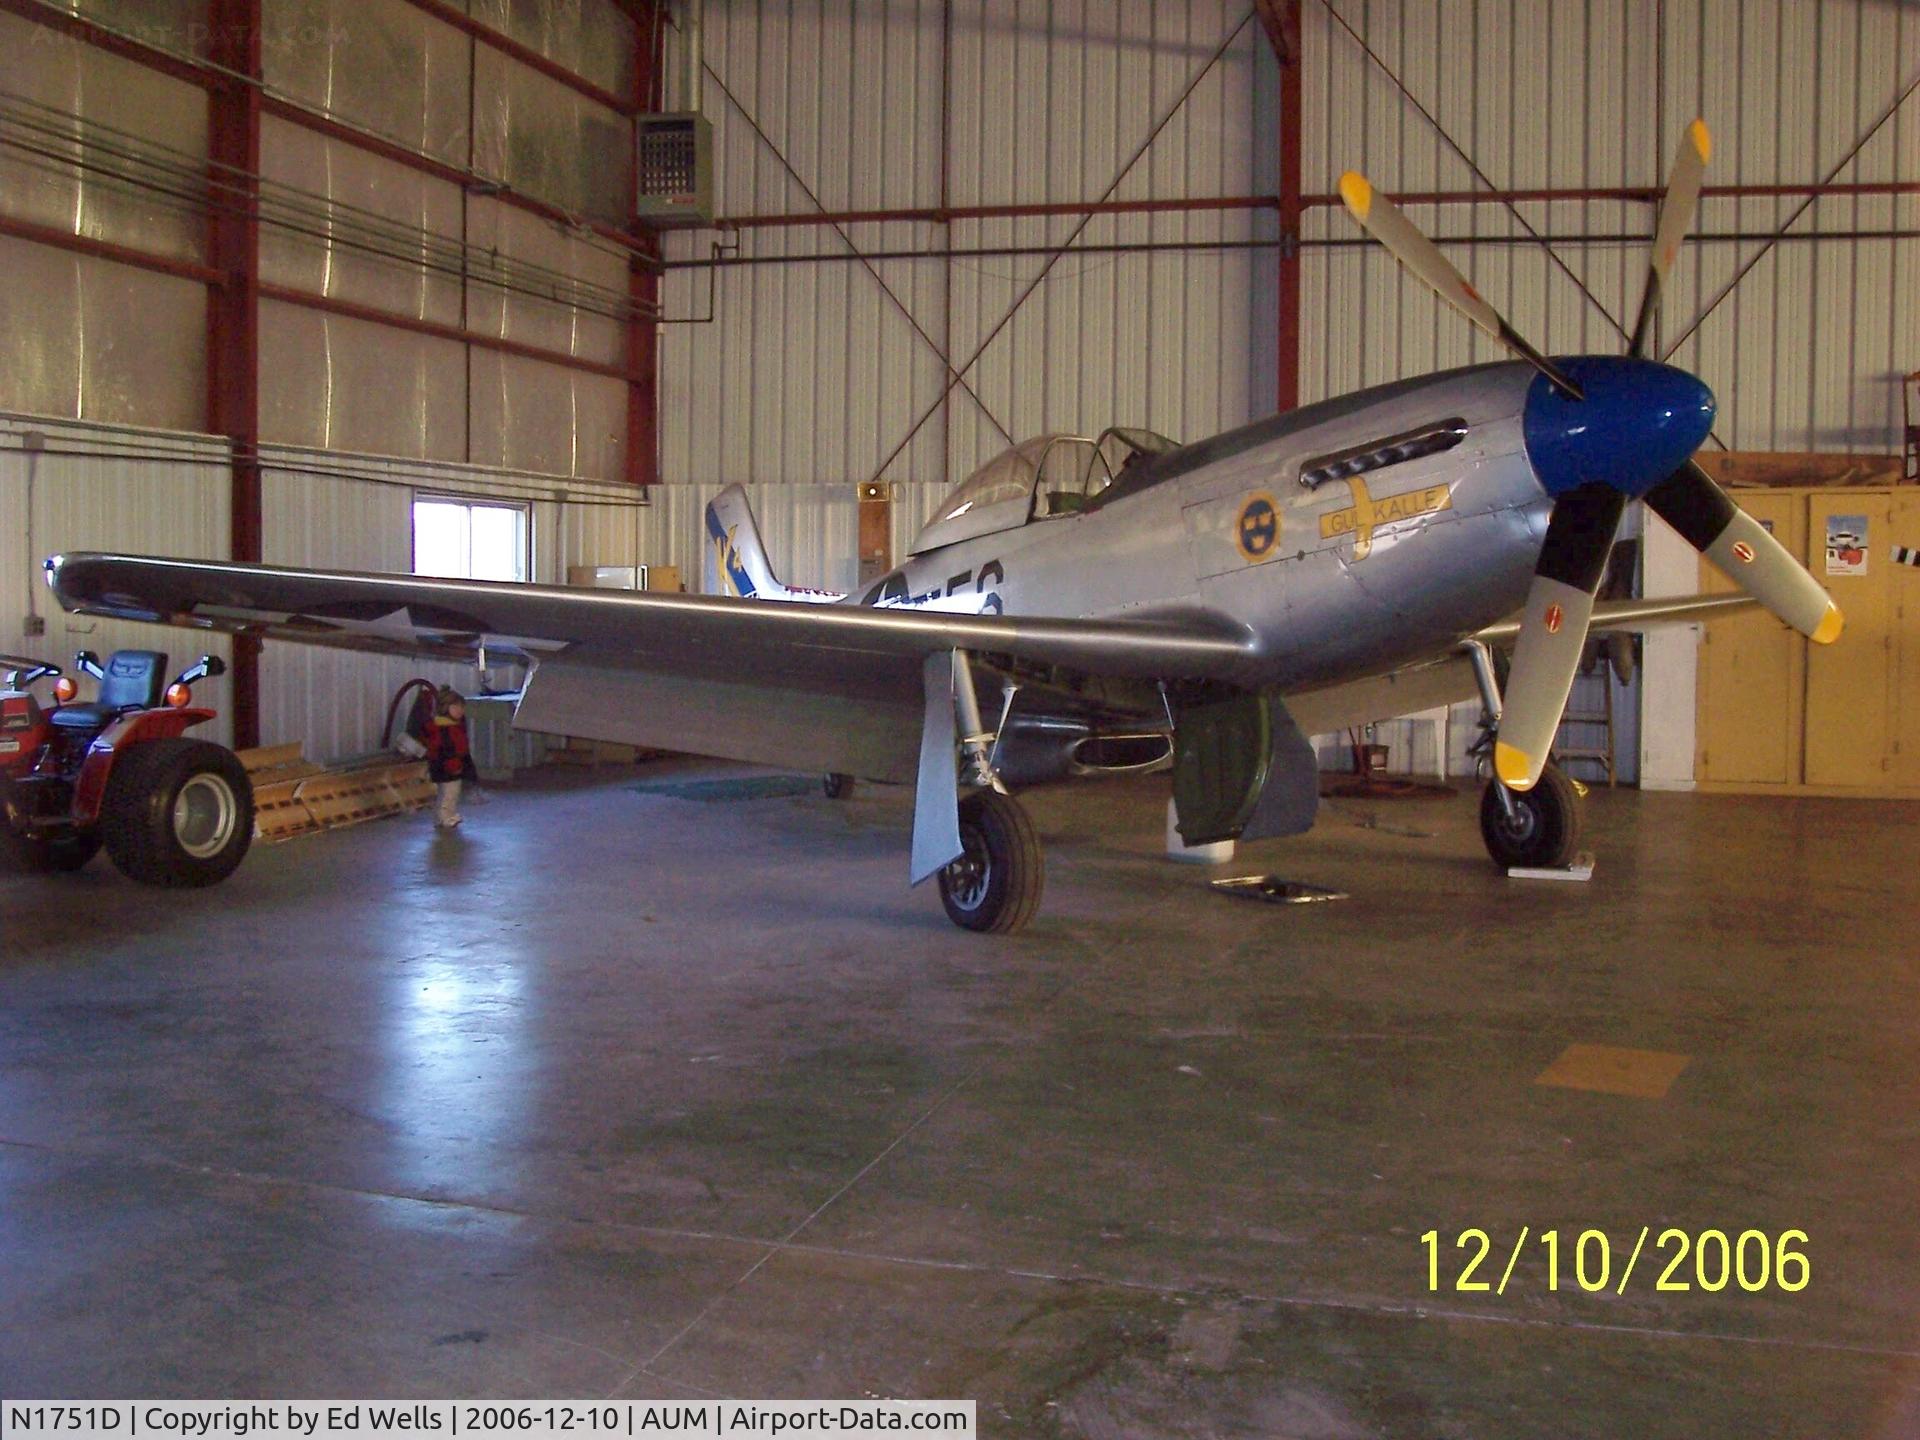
[1298,419,1468,491]
[413,496,531,583]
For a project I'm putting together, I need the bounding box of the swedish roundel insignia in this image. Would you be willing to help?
[1237,493,1281,561]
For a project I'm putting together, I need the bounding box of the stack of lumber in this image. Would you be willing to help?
[238,743,436,842]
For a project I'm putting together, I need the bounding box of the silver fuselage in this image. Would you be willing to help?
[862,361,1549,695]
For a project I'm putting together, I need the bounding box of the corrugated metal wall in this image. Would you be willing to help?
[258,445,659,757]
[657,0,1277,505]
[1301,0,1920,453]
[0,414,234,746]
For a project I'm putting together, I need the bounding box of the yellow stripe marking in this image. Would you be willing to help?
[1318,480,1453,561]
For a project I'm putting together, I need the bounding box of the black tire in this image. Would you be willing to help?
[101,739,254,888]
[938,790,1044,933]
[823,772,855,800]
[5,830,101,873]
[1479,762,1582,870]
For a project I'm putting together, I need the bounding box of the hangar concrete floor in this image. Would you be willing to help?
[2,763,1916,1437]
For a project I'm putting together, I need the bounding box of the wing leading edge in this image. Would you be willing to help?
[46,554,1260,682]
[45,554,1260,781]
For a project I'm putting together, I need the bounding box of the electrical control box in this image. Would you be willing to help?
[634,113,714,227]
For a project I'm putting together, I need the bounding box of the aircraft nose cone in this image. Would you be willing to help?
[1522,357,1716,498]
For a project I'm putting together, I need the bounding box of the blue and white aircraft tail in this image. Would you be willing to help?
[705,484,846,604]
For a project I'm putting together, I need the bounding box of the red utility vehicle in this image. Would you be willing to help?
[0,649,254,886]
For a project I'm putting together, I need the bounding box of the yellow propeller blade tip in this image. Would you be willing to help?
[1811,602,1844,646]
[1689,118,1712,163]
[1493,741,1537,791]
[1339,172,1374,220]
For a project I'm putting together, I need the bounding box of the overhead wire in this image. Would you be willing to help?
[2,434,661,512]
[0,90,655,324]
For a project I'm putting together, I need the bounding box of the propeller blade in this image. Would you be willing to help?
[1627,119,1713,358]
[1495,485,1628,791]
[1643,460,1844,643]
[1339,172,1585,400]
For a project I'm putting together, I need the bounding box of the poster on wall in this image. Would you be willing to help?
[1826,515,1869,576]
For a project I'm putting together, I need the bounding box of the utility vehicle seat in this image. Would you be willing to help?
[49,650,170,731]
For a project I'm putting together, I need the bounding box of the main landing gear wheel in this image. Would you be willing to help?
[5,831,102,873]
[1479,761,1582,870]
[939,789,1044,934]
[822,772,854,800]
[101,738,255,887]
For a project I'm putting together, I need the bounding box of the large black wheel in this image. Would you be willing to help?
[1479,762,1582,870]
[101,739,254,888]
[822,771,855,800]
[5,830,102,873]
[938,790,1044,933]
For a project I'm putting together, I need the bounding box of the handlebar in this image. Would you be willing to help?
[172,654,227,689]
[2,660,61,690]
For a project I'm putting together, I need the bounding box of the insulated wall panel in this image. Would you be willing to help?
[262,0,471,166]
[0,239,206,431]
[258,298,469,462]
[0,9,210,265]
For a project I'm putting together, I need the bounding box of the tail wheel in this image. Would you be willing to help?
[1479,761,1582,869]
[822,772,855,800]
[5,831,102,873]
[101,739,255,888]
[939,790,1044,933]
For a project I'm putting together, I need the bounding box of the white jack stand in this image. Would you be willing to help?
[1166,798,1235,864]
[1507,851,1597,882]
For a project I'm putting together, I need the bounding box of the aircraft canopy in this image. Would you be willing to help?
[910,428,1177,555]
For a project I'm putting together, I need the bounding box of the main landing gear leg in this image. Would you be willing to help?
[935,650,1043,933]
[1463,640,1583,870]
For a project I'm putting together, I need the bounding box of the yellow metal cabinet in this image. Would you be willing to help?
[1892,491,1920,789]
[1698,486,1919,796]
[1697,492,1801,784]
[1804,493,1894,787]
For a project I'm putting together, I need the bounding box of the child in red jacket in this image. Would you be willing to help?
[424,686,473,829]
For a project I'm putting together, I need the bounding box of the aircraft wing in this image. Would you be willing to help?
[1289,591,1761,738]
[1472,591,1755,643]
[46,554,1257,784]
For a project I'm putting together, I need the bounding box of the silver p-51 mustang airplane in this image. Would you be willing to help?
[47,123,1841,931]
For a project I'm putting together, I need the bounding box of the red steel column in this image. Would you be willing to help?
[1272,0,1304,414]
[207,0,264,747]
[625,3,664,487]
[627,241,661,487]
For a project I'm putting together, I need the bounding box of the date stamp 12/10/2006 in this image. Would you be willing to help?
[1422,1228,1810,1297]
